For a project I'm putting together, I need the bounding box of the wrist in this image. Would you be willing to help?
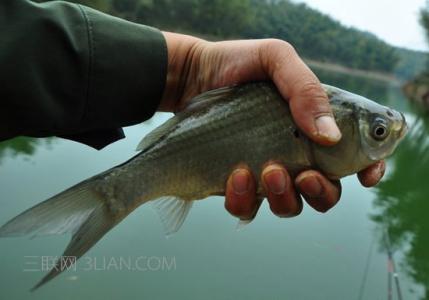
[159,32,207,112]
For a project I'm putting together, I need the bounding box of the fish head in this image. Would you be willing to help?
[318,85,408,178]
[357,103,407,162]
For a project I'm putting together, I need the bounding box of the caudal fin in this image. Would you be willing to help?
[0,180,116,291]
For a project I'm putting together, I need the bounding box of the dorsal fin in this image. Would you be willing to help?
[184,85,237,111]
[136,115,183,152]
[136,85,237,152]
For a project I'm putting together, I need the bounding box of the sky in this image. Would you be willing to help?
[295,0,429,51]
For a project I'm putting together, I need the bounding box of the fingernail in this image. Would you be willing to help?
[232,169,250,195]
[263,167,286,195]
[296,175,323,198]
[315,115,342,142]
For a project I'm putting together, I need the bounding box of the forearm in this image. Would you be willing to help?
[0,0,167,148]
[159,32,206,112]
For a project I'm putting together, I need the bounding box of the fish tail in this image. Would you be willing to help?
[0,179,117,291]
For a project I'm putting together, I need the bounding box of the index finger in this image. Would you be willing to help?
[259,39,342,146]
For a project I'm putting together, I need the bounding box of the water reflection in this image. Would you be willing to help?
[0,137,55,164]
[314,67,410,112]
[314,67,393,104]
[371,109,429,300]
[315,68,429,299]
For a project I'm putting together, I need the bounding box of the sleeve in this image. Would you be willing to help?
[0,0,168,149]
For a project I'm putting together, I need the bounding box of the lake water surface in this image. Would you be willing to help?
[0,70,427,300]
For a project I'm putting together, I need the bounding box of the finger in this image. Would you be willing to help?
[225,167,259,220]
[357,160,386,187]
[261,164,303,217]
[260,39,341,145]
[295,170,341,213]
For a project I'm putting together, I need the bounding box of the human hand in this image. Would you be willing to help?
[160,32,386,219]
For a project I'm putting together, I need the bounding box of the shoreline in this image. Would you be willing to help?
[305,59,402,86]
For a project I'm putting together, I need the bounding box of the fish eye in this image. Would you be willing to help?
[371,122,389,140]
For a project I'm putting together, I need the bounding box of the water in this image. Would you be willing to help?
[0,71,427,300]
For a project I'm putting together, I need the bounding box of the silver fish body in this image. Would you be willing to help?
[99,82,406,205]
[0,82,407,289]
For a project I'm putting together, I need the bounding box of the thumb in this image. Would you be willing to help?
[260,39,341,145]
[288,80,342,146]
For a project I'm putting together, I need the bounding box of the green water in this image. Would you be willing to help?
[0,71,428,300]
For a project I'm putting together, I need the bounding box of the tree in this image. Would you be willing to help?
[421,1,429,43]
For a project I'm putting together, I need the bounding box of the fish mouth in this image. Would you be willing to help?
[399,112,408,140]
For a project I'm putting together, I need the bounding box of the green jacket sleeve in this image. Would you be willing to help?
[0,0,168,149]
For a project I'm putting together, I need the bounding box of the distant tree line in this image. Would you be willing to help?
[37,0,401,73]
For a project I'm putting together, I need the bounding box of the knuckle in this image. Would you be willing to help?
[271,39,298,60]
[265,39,296,54]
[298,81,325,100]
[282,41,297,56]
[295,82,330,115]
[258,39,299,78]
[261,39,297,59]
[263,38,288,48]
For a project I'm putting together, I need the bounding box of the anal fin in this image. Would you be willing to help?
[152,197,193,237]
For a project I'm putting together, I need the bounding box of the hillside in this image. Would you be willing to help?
[394,48,428,80]
[38,0,426,80]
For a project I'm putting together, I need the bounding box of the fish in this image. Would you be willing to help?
[0,82,407,290]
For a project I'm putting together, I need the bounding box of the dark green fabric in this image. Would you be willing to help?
[0,0,167,149]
